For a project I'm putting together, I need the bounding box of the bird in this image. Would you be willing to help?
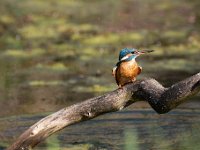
[112,48,154,88]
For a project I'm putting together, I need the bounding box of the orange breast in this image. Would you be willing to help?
[116,60,140,86]
[120,61,139,77]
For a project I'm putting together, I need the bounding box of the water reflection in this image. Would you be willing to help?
[1,109,200,150]
[124,129,139,150]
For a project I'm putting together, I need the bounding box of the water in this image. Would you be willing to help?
[1,108,200,150]
[0,0,200,149]
[0,49,199,150]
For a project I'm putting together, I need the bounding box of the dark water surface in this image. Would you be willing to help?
[1,107,200,150]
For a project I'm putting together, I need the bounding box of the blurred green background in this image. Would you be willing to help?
[0,0,200,150]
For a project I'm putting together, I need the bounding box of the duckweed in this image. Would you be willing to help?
[3,49,45,58]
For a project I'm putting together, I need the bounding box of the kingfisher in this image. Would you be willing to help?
[112,48,154,88]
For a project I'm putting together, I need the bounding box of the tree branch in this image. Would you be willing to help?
[7,72,200,150]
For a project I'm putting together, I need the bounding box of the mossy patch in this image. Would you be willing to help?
[0,15,15,24]
[74,84,115,93]
[62,143,95,150]
[3,49,45,58]
[19,24,59,39]
[28,80,65,86]
[36,62,68,71]
[83,33,120,45]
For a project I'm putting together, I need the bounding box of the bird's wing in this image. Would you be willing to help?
[112,66,117,77]
[115,62,122,86]
[112,61,121,77]
[137,66,142,75]
[113,61,122,86]
[115,67,120,86]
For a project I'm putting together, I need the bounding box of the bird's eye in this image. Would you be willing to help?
[131,51,136,54]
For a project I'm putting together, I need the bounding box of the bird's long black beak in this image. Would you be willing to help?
[134,49,154,55]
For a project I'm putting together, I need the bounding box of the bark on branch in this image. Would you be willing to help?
[7,72,200,150]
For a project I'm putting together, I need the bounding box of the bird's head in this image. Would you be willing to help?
[119,48,154,61]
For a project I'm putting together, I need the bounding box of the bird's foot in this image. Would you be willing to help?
[131,78,136,83]
[118,85,124,89]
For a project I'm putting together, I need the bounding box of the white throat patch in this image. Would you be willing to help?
[120,55,129,61]
[120,55,136,61]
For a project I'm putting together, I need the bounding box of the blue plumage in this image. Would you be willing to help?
[116,48,137,67]
[118,48,136,61]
